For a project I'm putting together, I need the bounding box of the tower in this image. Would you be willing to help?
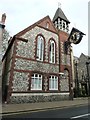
[53,6,73,97]
[53,6,70,33]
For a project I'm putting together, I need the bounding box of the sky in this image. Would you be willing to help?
[0,0,89,57]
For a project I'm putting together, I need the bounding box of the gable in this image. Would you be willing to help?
[79,53,87,60]
[38,16,57,33]
[16,16,57,37]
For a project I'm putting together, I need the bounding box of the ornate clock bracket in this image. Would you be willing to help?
[64,27,85,54]
[67,27,85,44]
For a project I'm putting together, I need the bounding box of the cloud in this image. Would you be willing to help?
[0,0,88,56]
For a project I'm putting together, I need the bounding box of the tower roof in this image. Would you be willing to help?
[53,7,70,23]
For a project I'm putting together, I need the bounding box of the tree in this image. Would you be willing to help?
[2,29,10,56]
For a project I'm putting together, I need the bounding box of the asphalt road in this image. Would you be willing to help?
[2,104,90,119]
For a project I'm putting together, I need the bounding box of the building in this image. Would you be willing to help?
[2,29,10,57]
[0,13,10,58]
[0,13,6,104]
[74,53,90,96]
[0,13,6,59]
[2,7,73,103]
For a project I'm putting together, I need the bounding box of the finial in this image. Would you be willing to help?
[1,13,6,24]
[58,2,61,8]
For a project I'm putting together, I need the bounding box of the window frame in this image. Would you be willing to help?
[49,39,56,63]
[31,73,42,90]
[36,35,45,61]
[49,75,58,90]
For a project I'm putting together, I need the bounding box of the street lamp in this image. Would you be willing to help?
[74,61,79,97]
[86,60,90,96]
[62,27,85,98]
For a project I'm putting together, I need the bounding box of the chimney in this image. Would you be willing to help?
[1,13,6,25]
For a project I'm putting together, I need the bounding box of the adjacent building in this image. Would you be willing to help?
[2,7,73,103]
[74,53,90,96]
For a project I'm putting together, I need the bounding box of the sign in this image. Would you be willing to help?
[68,27,85,44]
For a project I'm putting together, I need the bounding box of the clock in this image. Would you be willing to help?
[70,32,83,44]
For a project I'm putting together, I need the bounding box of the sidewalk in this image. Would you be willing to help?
[2,97,89,115]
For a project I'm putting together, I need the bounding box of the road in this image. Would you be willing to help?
[2,104,89,119]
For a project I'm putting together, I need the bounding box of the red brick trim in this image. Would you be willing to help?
[6,40,17,103]
[16,16,58,37]
[37,25,58,35]
[15,55,59,66]
[15,37,28,42]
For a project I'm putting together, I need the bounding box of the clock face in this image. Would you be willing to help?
[70,32,82,44]
[76,32,80,40]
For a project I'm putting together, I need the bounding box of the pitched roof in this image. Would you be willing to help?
[2,15,58,61]
[53,8,70,23]
[79,53,89,59]
[16,15,58,37]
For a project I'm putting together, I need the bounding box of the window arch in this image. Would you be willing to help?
[46,22,50,28]
[49,39,56,63]
[36,35,44,61]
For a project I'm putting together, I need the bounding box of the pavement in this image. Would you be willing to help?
[1,97,89,115]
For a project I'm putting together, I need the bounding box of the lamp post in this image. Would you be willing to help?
[65,27,85,98]
[86,61,90,96]
[75,61,79,97]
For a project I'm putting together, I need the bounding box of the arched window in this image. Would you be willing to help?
[46,22,49,28]
[36,35,44,61]
[49,40,55,63]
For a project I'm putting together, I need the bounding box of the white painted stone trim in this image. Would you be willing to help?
[12,92,69,96]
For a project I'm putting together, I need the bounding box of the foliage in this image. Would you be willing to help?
[74,87,88,97]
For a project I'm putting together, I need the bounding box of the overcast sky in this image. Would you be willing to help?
[0,0,89,57]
